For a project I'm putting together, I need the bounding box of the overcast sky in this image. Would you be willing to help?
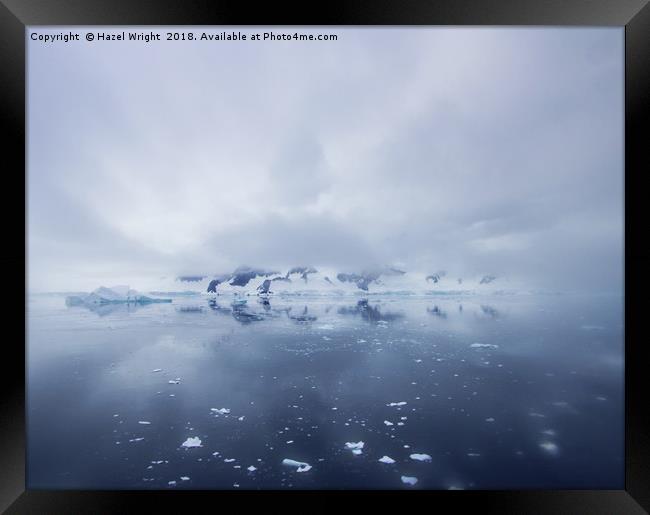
[27,27,623,292]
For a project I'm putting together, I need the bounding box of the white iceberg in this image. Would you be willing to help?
[401,476,418,485]
[378,456,396,464]
[66,285,172,306]
[181,437,202,448]
[282,458,312,472]
[410,453,432,462]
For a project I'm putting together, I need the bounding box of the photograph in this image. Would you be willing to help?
[26,26,624,490]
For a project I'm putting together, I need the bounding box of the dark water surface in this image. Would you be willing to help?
[27,293,624,489]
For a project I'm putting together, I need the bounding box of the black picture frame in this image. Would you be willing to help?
[2,0,648,512]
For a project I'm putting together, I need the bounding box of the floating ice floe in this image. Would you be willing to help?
[210,408,230,415]
[345,441,365,451]
[539,441,559,455]
[152,369,162,373]
[384,420,394,426]
[129,437,144,442]
[181,437,202,448]
[410,453,432,462]
[282,459,312,472]
[224,458,236,463]
[180,476,190,481]
[387,402,407,407]
[378,456,396,464]
[470,343,499,349]
[247,466,257,472]
[168,481,176,486]
[168,380,181,385]
[485,417,495,422]
[138,421,151,425]
[401,476,418,486]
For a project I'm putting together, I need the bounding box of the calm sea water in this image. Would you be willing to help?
[27,292,624,489]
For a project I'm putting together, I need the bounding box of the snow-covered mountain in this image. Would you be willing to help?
[148,266,516,296]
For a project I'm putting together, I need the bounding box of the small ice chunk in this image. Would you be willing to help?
[485,417,495,422]
[180,476,190,481]
[138,421,151,425]
[410,453,432,462]
[181,437,202,448]
[152,369,162,373]
[387,402,407,407]
[384,420,394,426]
[470,343,498,349]
[224,458,236,463]
[168,380,180,385]
[247,466,257,472]
[210,408,230,415]
[282,459,312,472]
[401,476,418,485]
[168,481,176,486]
[539,441,559,455]
[352,449,362,455]
[129,437,144,442]
[286,440,294,444]
[238,416,245,421]
[345,441,364,450]
[378,456,395,464]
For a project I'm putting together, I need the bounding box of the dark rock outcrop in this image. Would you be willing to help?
[286,266,318,283]
[479,275,497,285]
[426,271,447,284]
[177,275,206,282]
[229,266,279,287]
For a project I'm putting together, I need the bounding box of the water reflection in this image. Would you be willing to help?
[35,292,624,490]
[427,305,447,319]
[337,299,403,323]
[288,306,318,323]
